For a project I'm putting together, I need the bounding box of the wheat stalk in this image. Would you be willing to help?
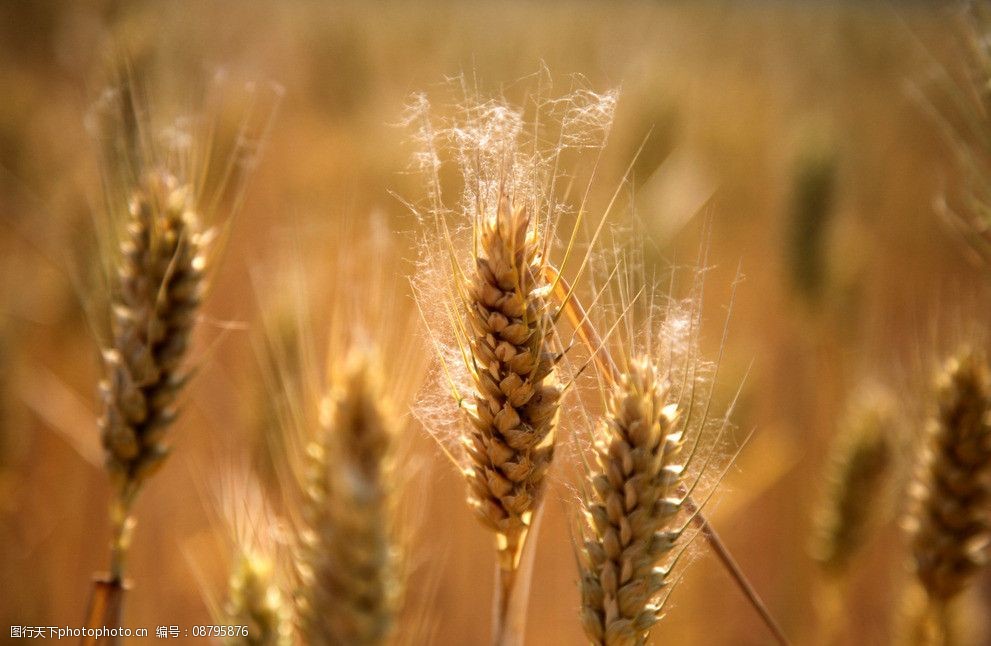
[406,82,621,645]
[80,67,275,646]
[82,170,207,646]
[295,350,400,646]
[99,170,207,581]
[902,349,991,643]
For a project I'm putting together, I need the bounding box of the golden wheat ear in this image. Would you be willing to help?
[100,172,208,578]
[900,348,991,643]
[558,231,792,645]
[569,251,715,645]
[83,63,276,642]
[578,356,684,646]
[407,80,620,646]
[461,194,562,598]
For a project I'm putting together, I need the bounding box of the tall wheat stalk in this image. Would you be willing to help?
[553,261,791,646]
[460,192,561,639]
[407,84,618,645]
[569,247,754,645]
[100,171,207,583]
[82,67,275,644]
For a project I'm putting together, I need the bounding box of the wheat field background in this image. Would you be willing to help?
[0,2,984,645]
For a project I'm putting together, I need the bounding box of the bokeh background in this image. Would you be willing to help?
[0,2,985,644]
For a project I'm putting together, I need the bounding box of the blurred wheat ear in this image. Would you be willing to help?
[100,172,208,580]
[224,552,292,646]
[82,64,276,643]
[812,393,893,576]
[809,391,892,645]
[902,349,991,644]
[295,350,401,646]
[786,136,838,305]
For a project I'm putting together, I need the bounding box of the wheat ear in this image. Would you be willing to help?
[578,356,683,646]
[553,266,790,646]
[460,192,561,631]
[99,171,207,581]
[902,349,991,644]
[295,351,399,645]
[225,552,292,646]
[812,397,892,575]
[909,349,991,599]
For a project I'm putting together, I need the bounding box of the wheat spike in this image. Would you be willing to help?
[296,351,399,646]
[98,170,207,578]
[787,136,838,303]
[812,396,892,574]
[908,349,991,603]
[579,355,683,646]
[225,552,292,646]
[461,192,562,594]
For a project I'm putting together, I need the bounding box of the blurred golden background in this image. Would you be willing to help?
[0,2,985,644]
